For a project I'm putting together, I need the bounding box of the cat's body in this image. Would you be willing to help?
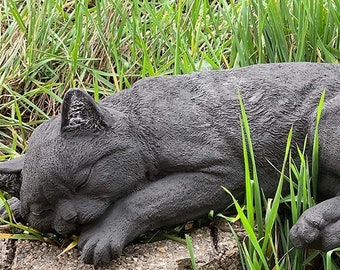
[1,63,340,265]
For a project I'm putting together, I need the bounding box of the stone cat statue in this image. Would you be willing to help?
[1,62,340,265]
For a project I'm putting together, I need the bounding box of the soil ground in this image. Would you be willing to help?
[0,220,243,270]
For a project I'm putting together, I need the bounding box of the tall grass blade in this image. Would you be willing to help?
[223,187,269,270]
[262,127,293,253]
[238,92,263,237]
[185,234,198,270]
[312,90,325,200]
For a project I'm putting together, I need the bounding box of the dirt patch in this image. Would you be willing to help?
[0,220,243,270]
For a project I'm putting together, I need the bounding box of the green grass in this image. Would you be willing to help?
[185,234,198,270]
[219,90,340,269]
[0,0,340,268]
[1,0,339,155]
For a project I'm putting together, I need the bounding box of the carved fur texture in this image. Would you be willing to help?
[1,62,340,265]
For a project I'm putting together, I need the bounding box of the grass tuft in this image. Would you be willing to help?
[222,91,335,269]
[1,0,339,155]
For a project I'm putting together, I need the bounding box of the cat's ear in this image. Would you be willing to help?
[0,155,24,198]
[61,89,108,133]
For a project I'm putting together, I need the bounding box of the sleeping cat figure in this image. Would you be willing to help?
[1,63,340,265]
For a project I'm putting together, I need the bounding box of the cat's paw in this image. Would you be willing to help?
[290,198,340,251]
[78,224,126,265]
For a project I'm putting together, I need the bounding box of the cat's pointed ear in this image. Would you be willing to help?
[61,89,108,133]
[0,155,24,198]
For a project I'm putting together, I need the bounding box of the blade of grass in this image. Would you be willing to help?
[223,187,270,270]
[185,234,198,270]
[262,127,293,254]
[312,89,325,200]
[238,92,263,237]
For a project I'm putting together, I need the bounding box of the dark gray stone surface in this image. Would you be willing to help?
[2,63,340,265]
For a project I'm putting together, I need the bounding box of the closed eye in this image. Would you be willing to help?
[74,154,108,193]
[75,165,94,193]
[75,177,89,192]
